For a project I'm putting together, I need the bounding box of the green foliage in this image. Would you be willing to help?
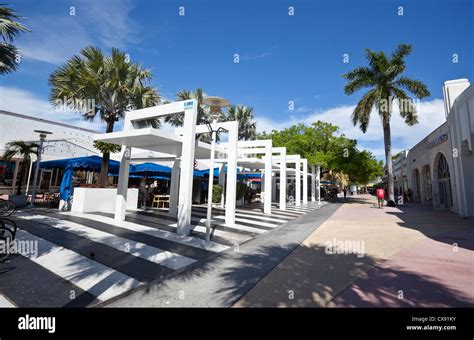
[345,150,384,185]
[3,140,39,161]
[212,184,223,203]
[342,43,430,200]
[49,46,160,133]
[49,46,160,185]
[236,182,249,200]
[0,5,30,74]
[93,141,121,154]
[4,140,39,194]
[258,120,382,185]
[226,105,257,141]
[165,88,258,142]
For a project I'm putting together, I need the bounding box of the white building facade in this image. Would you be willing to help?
[404,79,473,217]
[0,110,99,194]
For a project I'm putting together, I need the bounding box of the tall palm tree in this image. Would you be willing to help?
[343,44,430,203]
[0,4,30,74]
[4,141,39,195]
[226,105,257,140]
[165,88,224,142]
[49,46,160,185]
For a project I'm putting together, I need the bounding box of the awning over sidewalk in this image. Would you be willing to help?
[39,155,120,172]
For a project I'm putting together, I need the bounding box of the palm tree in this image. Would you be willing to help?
[343,44,430,203]
[165,88,223,142]
[49,46,160,185]
[0,4,30,74]
[226,105,257,140]
[4,141,39,195]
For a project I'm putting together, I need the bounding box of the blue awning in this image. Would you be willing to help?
[40,155,120,172]
[129,162,171,176]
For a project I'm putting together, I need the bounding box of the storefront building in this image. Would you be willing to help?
[0,110,99,194]
[405,79,473,217]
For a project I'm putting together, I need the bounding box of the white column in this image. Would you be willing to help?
[302,159,308,204]
[311,165,316,202]
[272,173,277,202]
[114,146,131,221]
[25,157,34,195]
[177,103,198,236]
[316,165,321,204]
[11,159,20,194]
[169,159,180,216]
[264,144,272,214]
[218,163,226,208]
[295,159,301,206]
[225,121,238,226]
[279,153,286,210]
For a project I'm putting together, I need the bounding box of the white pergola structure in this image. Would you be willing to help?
[216,142,292,213]
[94,100,239,236]
[273,154,302,206]
[219,139,273,215]
[311,165,321,204]
[301,158,308,205]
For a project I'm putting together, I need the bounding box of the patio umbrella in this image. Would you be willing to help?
[59,161,73,210]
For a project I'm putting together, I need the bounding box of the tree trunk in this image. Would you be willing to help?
[16,158,26,195]
[98,119,115,186]
[382,120,395,203]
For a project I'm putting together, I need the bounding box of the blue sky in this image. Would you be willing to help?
[1,0,473,159]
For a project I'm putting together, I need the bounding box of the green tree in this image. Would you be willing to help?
[259,121,355,172]
[346,150,383,185]
[165,88,221,142]
[0,4,30,74]
[343,44,430,203]
[226,105,257,140]
[165,89,258,142]
[49,46,160,185]
[3,141,39,195]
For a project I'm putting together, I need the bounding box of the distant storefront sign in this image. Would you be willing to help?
[425,133,448,150]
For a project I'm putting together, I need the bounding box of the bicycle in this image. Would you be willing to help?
[0,197,17,262]
[0,218,17,262]
[0,198,16,217]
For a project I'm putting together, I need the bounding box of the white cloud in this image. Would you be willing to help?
[0,86,103,132]
[18,0,142,65]
[255,98,446,158]
[241,51,272,61]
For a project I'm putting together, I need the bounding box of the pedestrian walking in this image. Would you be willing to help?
[376,187,385,209]
[343,187,347,199]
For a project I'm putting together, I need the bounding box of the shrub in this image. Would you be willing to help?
[212,184,223,203]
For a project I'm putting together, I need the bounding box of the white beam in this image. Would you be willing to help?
[176,100,198,236]
[302,159,308,205]
[115,146,131,221]
[263,144,272,215]
[218,163,226,208]
[295,158,301,206]
[225,121,238,226]
[169,159,180,216]
[279,152,287,210]
[316,165,321,204]
[311,165,316,202]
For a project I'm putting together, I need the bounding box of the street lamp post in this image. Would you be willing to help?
[28,130,52,207]
[202,96,230,242]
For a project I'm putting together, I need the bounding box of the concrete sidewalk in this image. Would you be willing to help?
[102,201,339,307]
[234,194,474,307]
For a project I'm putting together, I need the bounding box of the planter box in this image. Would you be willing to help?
[7,195,28,207]
[71,188,138,213]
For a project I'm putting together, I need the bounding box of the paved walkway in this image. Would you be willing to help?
[103,201,335,307]
[0,201,324,307]
[234,194,474,307]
